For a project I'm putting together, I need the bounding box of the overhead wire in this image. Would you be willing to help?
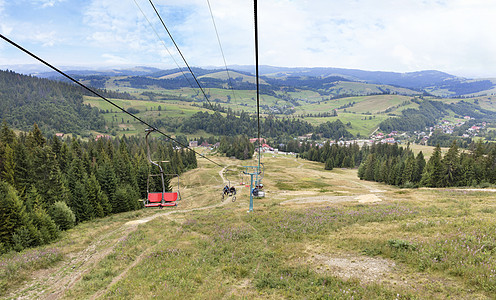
[147,0,215,111]
[206,0,238,103]
[0,33,224,168]
[132,0,195,91]
[253,0,262,170]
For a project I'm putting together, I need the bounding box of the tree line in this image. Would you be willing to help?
[299,139,496,189]
[358,141,496,188]
[181,111,353,140]
[217,135,255,160]
[0,123,196,253]
[301,141,364,170]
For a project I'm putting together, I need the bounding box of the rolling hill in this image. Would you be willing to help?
[29,64,496,98]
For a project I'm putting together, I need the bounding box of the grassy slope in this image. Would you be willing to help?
[84,80,496,139]
[3,153,496,299]
[84,96,212,136]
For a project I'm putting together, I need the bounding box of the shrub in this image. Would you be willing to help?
[126,107,140,114]
[49,202,76,230]
[387,239,417,251]
[31,208,59,244]
[12,225,40,251]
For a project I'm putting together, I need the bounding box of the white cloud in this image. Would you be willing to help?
[0,24,12,36]
[238,0,496,76]
[101,53,130,65]
[31,0,65,8]
[3,0,496,76]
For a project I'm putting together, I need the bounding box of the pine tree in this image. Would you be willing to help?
[187,149,197,169]
[378,160,389,183]
[14,142,32,191]
[51,135,62,158]
[58,142,70,174]
[97,158,118,213]
[459,155,476,186]
[442,140,460,186]
[115,140,137,188]
[420,145,444,187]
[413,152,426,183]
[364,154,376,181]
[0,181,31,249]
[2,144,16,186]
[325,157,334,170]
[0,121,16,145]
[27,123,46,148]
[70,179,91,223]
[401,154,416,185]
[30,206,59,244]
[134,151,150,199]
[86,174,106,218]
[67,157,90,223]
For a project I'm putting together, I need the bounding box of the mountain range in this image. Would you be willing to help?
[11,65,491,98]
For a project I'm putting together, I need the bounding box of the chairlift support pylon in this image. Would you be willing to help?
[143,128,181,208]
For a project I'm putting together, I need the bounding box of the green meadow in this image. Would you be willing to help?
[4,154,496,299]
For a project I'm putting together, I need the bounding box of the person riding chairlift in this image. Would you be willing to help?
[229,185,236,195]
[223,185,229,196]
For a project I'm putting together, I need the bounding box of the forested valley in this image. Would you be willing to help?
[379,99,496,132]
[0,70,133,135]
[0,122,196,254]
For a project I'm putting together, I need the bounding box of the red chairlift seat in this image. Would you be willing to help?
[145,192,178,207]
[143,128,182,209]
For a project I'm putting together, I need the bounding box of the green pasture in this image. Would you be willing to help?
[84,96,210,136]
[301,113,388,136]
[346,95,414,114]
[296,95,414,115]
[4,155,496,299]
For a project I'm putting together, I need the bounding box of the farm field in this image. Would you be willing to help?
[3,153,496,299]
[84,90,422,139]
[83,96,212,136]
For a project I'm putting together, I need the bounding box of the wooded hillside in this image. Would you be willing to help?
[0,123,196,253]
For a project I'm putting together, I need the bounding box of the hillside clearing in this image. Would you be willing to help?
[3,155,495,299]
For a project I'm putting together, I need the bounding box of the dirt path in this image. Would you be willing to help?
[89,238,163,300]
[219,166,228,184]
[8,163,235,300]
[11,197,236,300]
[12,224,134,300]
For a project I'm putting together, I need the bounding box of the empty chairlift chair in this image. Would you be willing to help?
[143,128,181,208]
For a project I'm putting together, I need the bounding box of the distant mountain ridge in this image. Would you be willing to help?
[4,64,496,97]
[233,66,496,97]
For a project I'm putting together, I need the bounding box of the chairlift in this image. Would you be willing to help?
[143,128,181,208]
[221,168,236,202]
[254,163,265,197]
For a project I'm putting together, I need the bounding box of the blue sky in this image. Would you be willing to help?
[1,0,496,77]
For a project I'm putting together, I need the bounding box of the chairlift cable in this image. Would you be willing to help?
[0,33,224,169]
[206,0,238,102]
[253,0,262,171]
[147,0,216,111]
[132,0,195,90]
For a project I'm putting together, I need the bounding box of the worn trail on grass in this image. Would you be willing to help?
[12,224,134,300]
[10,171,232,300]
